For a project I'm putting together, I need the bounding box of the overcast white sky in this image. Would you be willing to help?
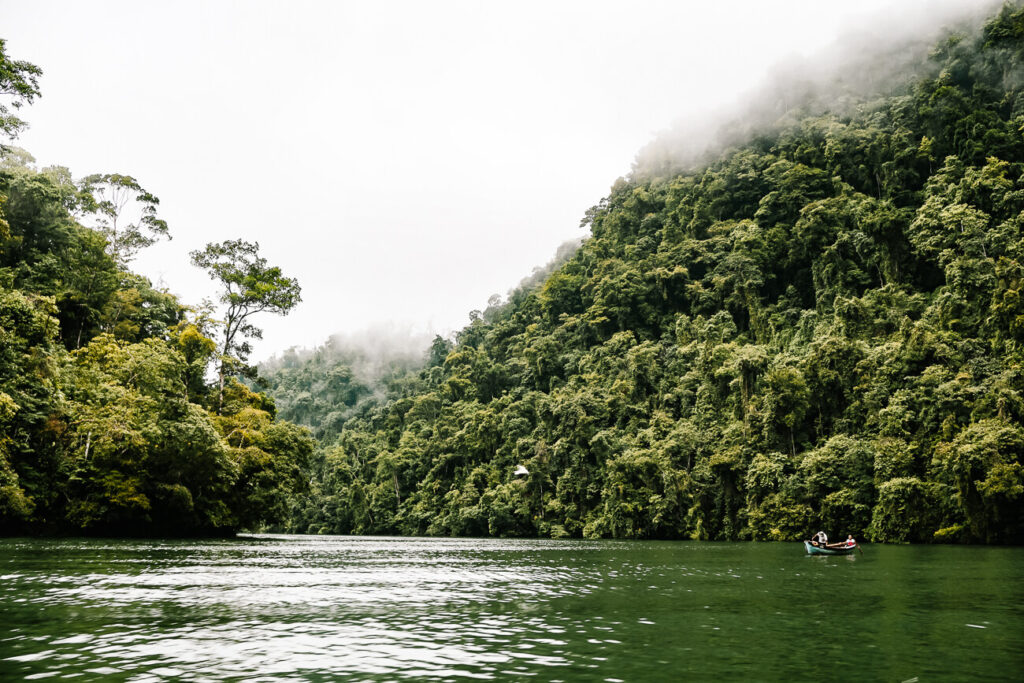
[0,0,995,360]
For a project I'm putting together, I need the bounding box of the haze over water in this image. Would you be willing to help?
[1,536,1021,681]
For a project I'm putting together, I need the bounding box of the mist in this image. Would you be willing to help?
[261,235,588,384]
[261,321,435,389]
[633,0,1004,178]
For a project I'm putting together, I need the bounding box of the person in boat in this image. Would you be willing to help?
[812,531,828,547]
[822,534,857,550]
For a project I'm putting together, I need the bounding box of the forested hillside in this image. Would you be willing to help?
[0,40,312,536]
[257,332,432,443]
[280,4,1024,544]
[256,239,584,442]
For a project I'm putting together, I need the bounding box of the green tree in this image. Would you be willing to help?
[75,173,170,266]
[190,239,301,412]
[60,334,236,534]
[0,38,42,144]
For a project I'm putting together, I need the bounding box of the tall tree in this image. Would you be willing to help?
[190,239,301,412]
[75,173,169,266]
[0,38,42,145]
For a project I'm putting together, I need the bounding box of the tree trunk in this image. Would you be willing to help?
[217,365,226,415]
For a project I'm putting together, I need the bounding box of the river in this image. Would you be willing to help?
[1,535,1021,681]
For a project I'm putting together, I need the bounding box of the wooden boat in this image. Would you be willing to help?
[804,540,856,555]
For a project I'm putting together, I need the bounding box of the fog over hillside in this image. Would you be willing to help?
[634,0,1004,178]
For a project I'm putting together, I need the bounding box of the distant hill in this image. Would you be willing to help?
[257,326,434,442]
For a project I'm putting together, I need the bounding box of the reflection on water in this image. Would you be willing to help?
[1,536,1022,681]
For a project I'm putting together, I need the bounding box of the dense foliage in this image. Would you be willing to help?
[279,5,1024,544]
[257,338,432,444]
[0,44,312,535]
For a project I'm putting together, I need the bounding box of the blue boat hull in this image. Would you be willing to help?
[804,540,855,555]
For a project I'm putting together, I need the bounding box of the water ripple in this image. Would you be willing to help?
[2,536,1022,681]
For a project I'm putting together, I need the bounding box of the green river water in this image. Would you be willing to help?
[1,535,1021,681]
